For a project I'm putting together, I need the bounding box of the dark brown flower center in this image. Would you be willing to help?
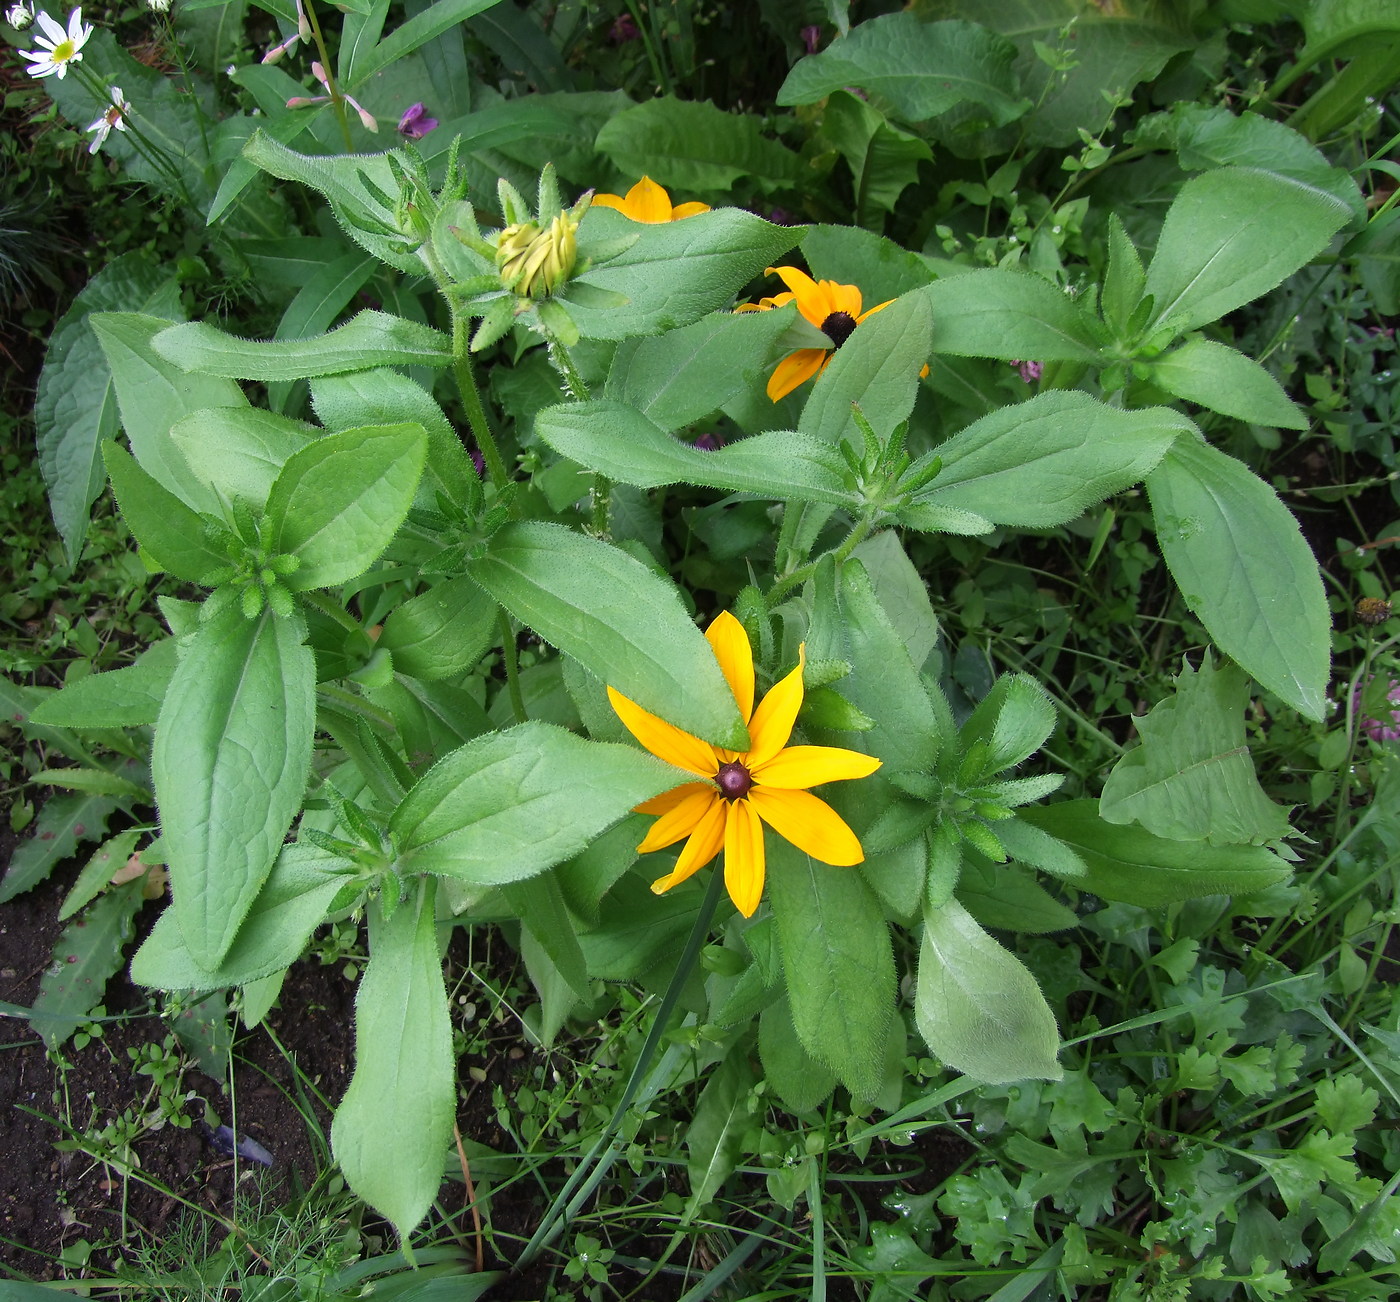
[821,311,857,348]
[715,761,753,801]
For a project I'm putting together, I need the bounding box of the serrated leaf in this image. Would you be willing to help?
[30,638,177,729]
[0,790,126,904]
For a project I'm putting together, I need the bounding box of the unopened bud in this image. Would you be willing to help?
[495,212,577,299]
[6,1,32,28]
[1357,597,1393,626]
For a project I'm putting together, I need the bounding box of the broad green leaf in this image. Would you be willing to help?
[240,133,422,272]
[821,91,933,223]
[924,268,1103,363]
[913,392,1188,528]
[1348,209,1400,314]
[311,368,478,509]
[604,308,797,430]
[266,424,427,590]
[130,845,349,991]
[170,407,318,508]
[154,606,315,967]
[1144,167,1351,335]
[850,532,939,674]
[684,1047,760,1218]
[577,874,701,981]
[333,878,455,1240]
[351,0,505,84]
[1148,338,1308,430]
[102,442,227,582]
[1017,800,1294,905]
[0,790,124,904]
[798,288,933,444]
[501,873,590,1000]
[778,14,1029,128]
[377,577,498,681]
[35,254,179,562]
[469,522,746,747]
[554,817,641,924]
[29,638,177,729]
[958,859,1078,935]
[1144,436,1329,720]
[91,313,247,514]
[596,97,806,191]
[1136,103,1364,224]
[565,206,801,341]
[535,401,853,504]
[758,995,837,1115]
[916,897,1062,1084]
[766,839,895,1101]
[391,722,684,884]
[32,878,146,1049]
[961,673,1058,774]
[1298,0,1400,73]
[802,224,937,306]
[1100,656,1294,846]
[153,313,451,382]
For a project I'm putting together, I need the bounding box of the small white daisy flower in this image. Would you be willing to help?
[86,86,130,154]
[20,6,93,79]
[146,0,170,10]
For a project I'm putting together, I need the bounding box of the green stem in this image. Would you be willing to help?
[541,329,611,535]
[497,608,526,725]
[450,308,509,488]
[765,513,878,608]
[515,867,727,1270]
[301,0,354,151]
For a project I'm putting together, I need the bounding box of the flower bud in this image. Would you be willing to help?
[6,2,32,29]
[1356,596,1393,627]
[495,213,577,299]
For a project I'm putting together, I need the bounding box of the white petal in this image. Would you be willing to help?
[33,10,64,41]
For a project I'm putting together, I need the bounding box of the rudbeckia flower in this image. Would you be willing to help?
[737,266,895,402]
[592,176,710,223]
[20,6,92,79]
[607,611,882,917]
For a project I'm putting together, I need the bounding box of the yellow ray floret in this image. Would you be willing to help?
[592,176,711,223]
[607,611,882,917]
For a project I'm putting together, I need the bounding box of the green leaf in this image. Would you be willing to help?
[501,872,590,1000]
[32,878,146,1049]
[778,14,1029,128]
[35,254,180,562]
[802,224,937,306]
[1298,0,1400,72]
[30,639,177,729]
[90,312,247,514]
[102,442,228,583]
[0,790,125,904]
[595,97,806,191]
[958,859,1078,935]
[850,532,940,674]
[1101,656,1294,846]
[924,268,1103,363]
[1144,435,1329,720]
[1148,338,1308,429]
[1102,213,1146,339]
[960,673,1058,775]
[170,407,317,510]
[604,308,798,430]
[377,578,498,681]
[153,312,451,382]
[391,722,683,884]
[798,288,934,444]
[913,392,1188,528]
[311,368,478,510]
[1348,209,1400,314]
[468,522,746,748]
[351,0,505,84]
[332,878,455,1240]
[758,994,837,1114]
[59,828,144,922]
[916,897,1062,1084]
[266,424,427,590]
[821,91,933,223]
[766,839,895,1101]
[566,206,801,341]
[1017,800,1294,906]
[684,1046,759,1218]
[535,401,853,504]
[1144,167,1352,335]
[130,845,348,991]
[154,606,316,967]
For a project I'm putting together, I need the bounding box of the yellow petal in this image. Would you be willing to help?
[607,686,719,777]
[671,201,711,219]
[636,784,720,852]
[746,644,806,767]
[751,744,882,789]
[767,265,832,327]
[626,176,672,222]
[650,797,727,893]
[856,297,894,323]
[767,349,827,402]
[723,798,766,917]
[705,610,755,723]
[591,192,627,213]
[748,787,864,866]
[635,780,714,817]
[825,280,865,318]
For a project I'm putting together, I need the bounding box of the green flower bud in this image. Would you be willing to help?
[495,212,579,299]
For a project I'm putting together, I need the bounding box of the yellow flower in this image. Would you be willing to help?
[592,176,711,223]
[607,611,882,917]
[737,266,896,402]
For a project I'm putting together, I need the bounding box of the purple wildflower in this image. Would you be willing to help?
[610,14,638,43]
[1354,676,1400,742]
[1010,359,1042,383]
[397,102,438,140]
[801,24,821,54]
[693,431,724,451]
